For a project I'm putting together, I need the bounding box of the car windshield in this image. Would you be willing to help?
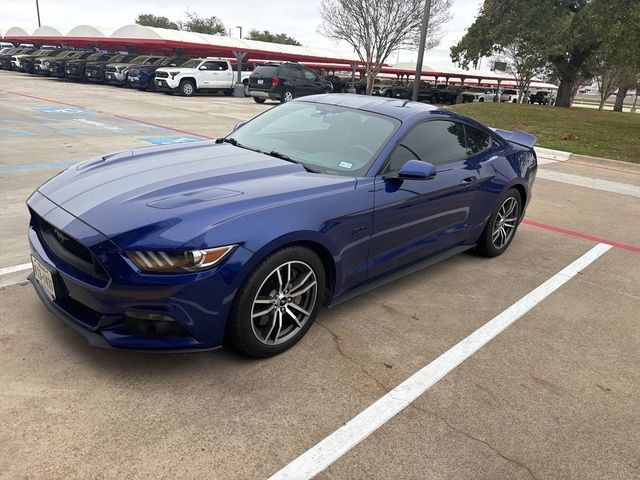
[179,59,202,68]
[504,89,517,94]
[229,102,400,177]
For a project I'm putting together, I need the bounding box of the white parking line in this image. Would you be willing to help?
[268,243,612,480]
[0,262,32,276]
[537,170,640,199]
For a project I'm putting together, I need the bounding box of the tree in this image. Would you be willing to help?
[493,39,548,103]
[247,30,302,46]
[179,10,226,35]
[135,14,179,30]
[450,0,634,108]
[319,0,452,95]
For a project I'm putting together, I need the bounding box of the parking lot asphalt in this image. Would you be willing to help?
[1,71,639,480]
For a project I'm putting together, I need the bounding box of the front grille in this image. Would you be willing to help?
[105,66,117,73]
[155,71,169,78]
[34,215,109,284]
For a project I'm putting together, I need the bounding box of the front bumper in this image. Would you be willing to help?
[85,70,105,82]
[105,71,127,85]
[27,191,251,352]
[154,78,179,92]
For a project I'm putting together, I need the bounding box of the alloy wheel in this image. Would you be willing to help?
[492,196,519,249]
[283,90,293,102]
[250,261,318,345]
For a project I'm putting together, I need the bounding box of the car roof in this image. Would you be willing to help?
[295,93,444,121]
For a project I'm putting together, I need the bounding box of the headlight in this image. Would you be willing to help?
[127,245,236,273]
[170,71,180,79]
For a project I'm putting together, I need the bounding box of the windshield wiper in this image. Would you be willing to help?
[216,136,262,153]
[265,150,320,173]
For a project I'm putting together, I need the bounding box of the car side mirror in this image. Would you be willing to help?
[385,160,436,180]
[233,121,246,132]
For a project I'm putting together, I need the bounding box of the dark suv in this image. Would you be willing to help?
[249,62,332,104]
[529,91,555,105]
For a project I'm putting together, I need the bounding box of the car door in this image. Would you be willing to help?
[209,60,230,88]
[301,67,326,95]
[367,120,489,279]
[198,61,222,87]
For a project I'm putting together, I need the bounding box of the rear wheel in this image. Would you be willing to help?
[475,189,522,257]
[431,94,439,104]
[281,89,294,103]
[179,79,196,96]
[243,81,250,96]
[226,246,325,357]
[253,97,266,104]
[479,97,485,103]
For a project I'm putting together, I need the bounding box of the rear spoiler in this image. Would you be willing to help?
[490,128,537,150]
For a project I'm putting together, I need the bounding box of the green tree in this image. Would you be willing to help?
[179,10,226,35]
[246,30,302,46]
[450,0,634,108]
[135,14,179,30]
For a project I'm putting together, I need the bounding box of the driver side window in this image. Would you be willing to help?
[380,120,468,175]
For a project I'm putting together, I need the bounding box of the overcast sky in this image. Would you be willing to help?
[2,0,483,68]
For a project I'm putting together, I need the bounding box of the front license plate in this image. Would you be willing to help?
[31,255,56,300]
[257,79,264,84]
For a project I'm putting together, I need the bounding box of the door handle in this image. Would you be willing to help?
[460,176,477,186]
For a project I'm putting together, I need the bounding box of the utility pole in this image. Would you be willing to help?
[236,26,242,39]
[35,0,41,27]
[412,0,431,101]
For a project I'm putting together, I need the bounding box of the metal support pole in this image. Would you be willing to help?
[35,0,41,27]
[232,51,248,97]
[412,0,432,102]
[631,92,638,113]
[348,63,357,93]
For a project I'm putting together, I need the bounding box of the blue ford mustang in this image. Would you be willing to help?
[27,94,537,357]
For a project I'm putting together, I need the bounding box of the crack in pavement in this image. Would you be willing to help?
[315,320,390,395]
[411,403,541,480]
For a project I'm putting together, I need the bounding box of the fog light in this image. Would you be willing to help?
[125,310,174,322]
[124,311,189,337]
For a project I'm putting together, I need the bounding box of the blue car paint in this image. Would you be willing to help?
[27,94,537,351]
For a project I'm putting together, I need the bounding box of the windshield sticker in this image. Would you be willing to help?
[338,161,354,169]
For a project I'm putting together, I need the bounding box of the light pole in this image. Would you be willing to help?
[236,26,242,39]
[35,0,41,27]
[412,0,432,102]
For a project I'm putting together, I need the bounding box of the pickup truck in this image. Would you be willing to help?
[500,89,520,103]
[461,87,499,103]
[154,58,252,96]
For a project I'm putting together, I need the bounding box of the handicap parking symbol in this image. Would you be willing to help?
[34,106,87,114]
[139,136,203,145]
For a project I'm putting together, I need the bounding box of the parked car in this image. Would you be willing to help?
[12,49,65,72]
[127,57,191,90]
[155,58,252,96]
[34,51,91,76]
[419,84,463,104]
[248,61,333,103]
[104,55,166,86]
[64,53,124,81]
[500,89,520,103]
[461,87,499,103]
[323,74,351,93]
[45,51,95,77]
[372,80,395,96]
[27,94,537,357]
[0,48,34,70]
[529,91,555,105]
[85,54,137,83]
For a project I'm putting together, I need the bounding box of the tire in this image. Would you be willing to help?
[226,246,325,357]
[512,98,517,103]
[431,94,438,104]
[479,97,485,103]
[179,79,196,96]
[475,188,522,257]
[281,88,294,103]
[243,82,250,97]
[253,97,266,104]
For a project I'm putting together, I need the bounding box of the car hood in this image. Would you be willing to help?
[37,142,355,247]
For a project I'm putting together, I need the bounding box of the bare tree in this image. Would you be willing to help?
[319,0,452,95]
[493,40,548,103]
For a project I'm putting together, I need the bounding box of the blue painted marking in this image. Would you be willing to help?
[0,161,78,172]
[139,136,202,145]
[34,106,87,114]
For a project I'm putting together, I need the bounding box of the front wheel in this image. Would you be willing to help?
[179,79,196,96]
[253,97,266,104]
[475,189,522,257]
[243,82,250,97]
[226,246,325,357]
